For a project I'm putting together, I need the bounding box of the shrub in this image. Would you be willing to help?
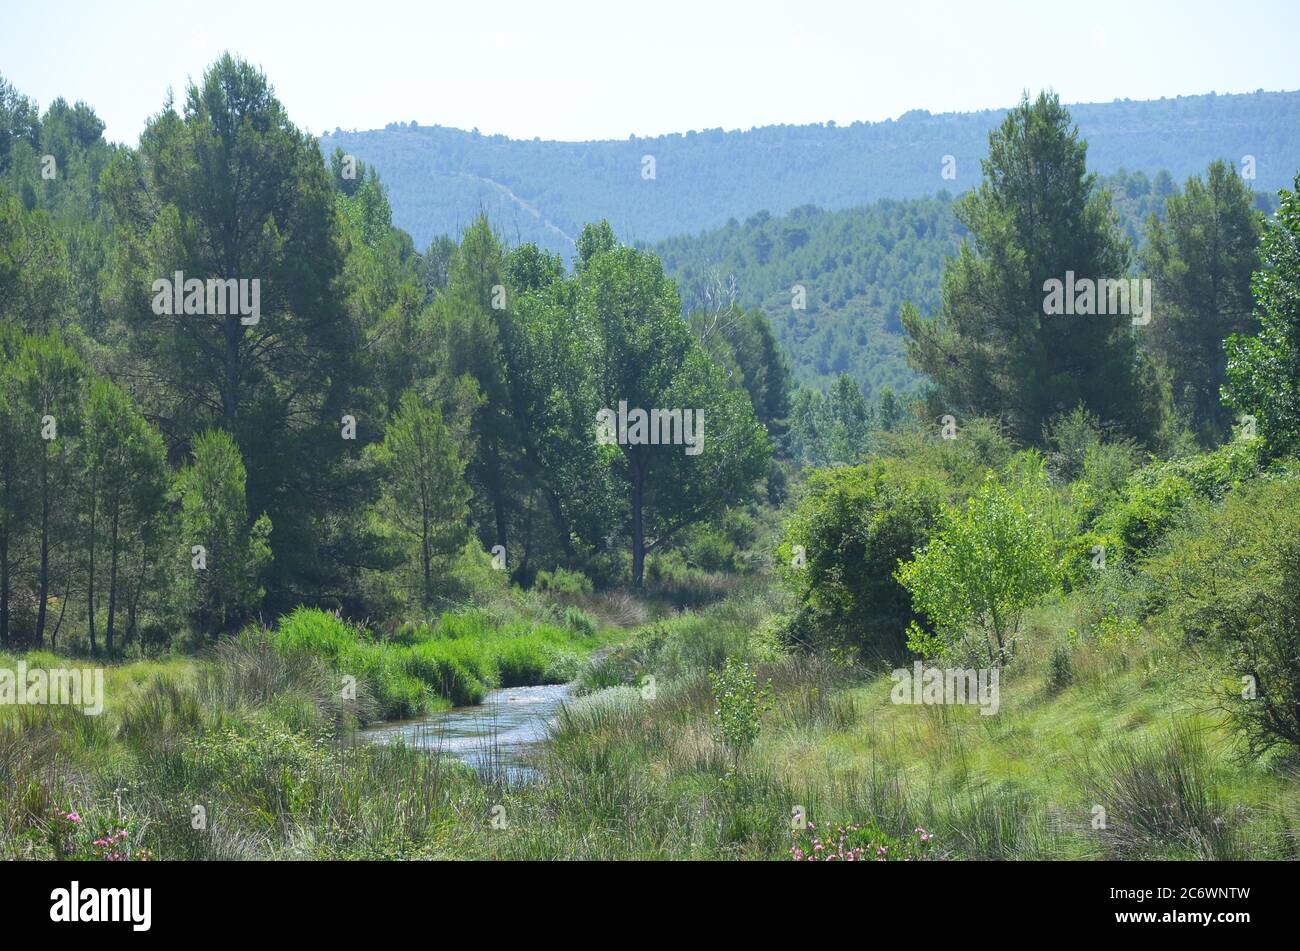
[877,415,1017,500]
[1076,441,1145,519]
[682,528,735,572]
[1059,529,1123,591]
[1095,439,1264,560]
[1046,645,1074,694]
[534,567,594,596]
[898,457,1061,666]
[778,458,945,662]
[1145,475,1300,753]
[1224,542,1300,755]
[1097,467,1195,557]
[1044,405,1105,483]
[708,657,773,765]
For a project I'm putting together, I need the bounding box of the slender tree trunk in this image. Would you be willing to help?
[0,528,9,647]
[630,459,645,588]
[0,447,7,646]
[34,447,49,647]
[223,313,241,425]
[421,487,432,607]
[126,555,147,647]
[106,504,121,652]
[489,440,508,553]
[519,496,535,581]
[989,604,1005,668]
[87,471,97,655]
[50,585,68,649]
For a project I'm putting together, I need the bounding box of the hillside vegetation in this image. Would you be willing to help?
[321,89,1300,255]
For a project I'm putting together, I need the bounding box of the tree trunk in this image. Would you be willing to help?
[0,529,9,647]
[420,488,432,607]
[87,471,97,655]
[630,459,645,588]
[223,312,241,424]
[50,585,68,649]
[34,446,49,647]
[0,451,10,646]
[489,441,508,554]
[126,555,148,648]
[106,504,121,652]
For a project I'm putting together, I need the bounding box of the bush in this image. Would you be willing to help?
[778,458,945,662]
[1059,529,1123,591]
[1044,405,1105,483]
[534,567,594,596]
[877,416,1017,501]
[682,528,735,572]
[1144,474,1300,753]
[898,457,1062,666]
[1225,543,1300,755]
[709,657,772,764]
[1094,439,1264,560]
[1097,467,1195,558]
[1046,645,1074,694]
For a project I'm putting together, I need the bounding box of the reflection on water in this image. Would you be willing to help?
[360,683,572,781]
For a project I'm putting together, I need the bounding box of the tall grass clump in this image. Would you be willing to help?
[1073,722,1241,859]
[271,608,427,718]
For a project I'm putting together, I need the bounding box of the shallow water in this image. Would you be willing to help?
[360,683,573,780]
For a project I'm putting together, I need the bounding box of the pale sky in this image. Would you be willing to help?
[4,0,1299,145]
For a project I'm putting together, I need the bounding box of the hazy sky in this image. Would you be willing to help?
[4,0,1300,144]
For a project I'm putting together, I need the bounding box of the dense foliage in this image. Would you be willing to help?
[0,59,779,653]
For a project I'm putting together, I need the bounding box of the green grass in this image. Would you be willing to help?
[267,606,609,714]
[3,576,1299,860]
[453,583,1300,860]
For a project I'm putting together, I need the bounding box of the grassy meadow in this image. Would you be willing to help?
[6,553,1300,861]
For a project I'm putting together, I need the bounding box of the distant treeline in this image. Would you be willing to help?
[321,89,1300,255]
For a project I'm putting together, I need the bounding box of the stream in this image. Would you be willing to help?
[360,683,573,781]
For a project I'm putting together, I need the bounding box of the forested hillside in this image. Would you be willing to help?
[321,89,1300,255]
[653,171,1276,394]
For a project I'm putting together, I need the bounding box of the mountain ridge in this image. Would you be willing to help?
[321,88,1300,255]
